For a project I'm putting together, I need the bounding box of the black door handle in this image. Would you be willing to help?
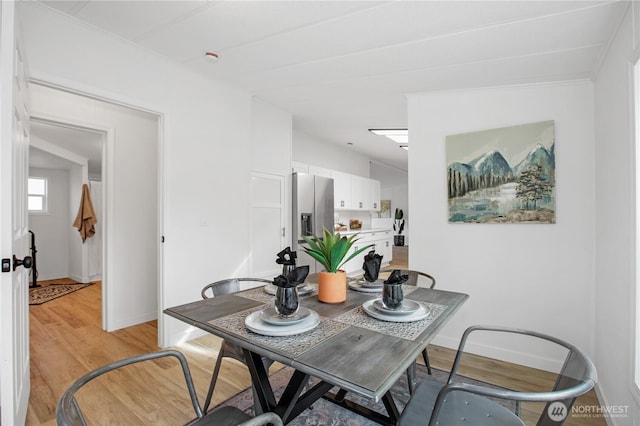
[13,255,32,271]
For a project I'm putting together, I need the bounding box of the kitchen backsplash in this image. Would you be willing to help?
[335,211,372,230]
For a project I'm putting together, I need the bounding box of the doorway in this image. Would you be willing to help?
[29,81,162,333]
[29,120,105,303]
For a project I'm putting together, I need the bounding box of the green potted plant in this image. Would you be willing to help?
[302,228,372,303]
[394,208,405,246]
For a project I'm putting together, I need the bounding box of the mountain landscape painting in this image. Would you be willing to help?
[446,120,555,224]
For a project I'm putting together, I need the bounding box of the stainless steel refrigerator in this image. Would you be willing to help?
[292,173,334,273]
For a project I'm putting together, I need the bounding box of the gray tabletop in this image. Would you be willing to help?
[164,285,468,402]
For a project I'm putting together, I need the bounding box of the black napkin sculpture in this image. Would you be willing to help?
[383,269,408,285]
[362,250,383,282]
[275,247,297,265]
[273,265,309,288]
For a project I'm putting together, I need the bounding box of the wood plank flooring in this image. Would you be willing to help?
[27,278,604,425]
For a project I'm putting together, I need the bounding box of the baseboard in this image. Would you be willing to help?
[107,311,157,332]
[431,333,565,373]
[67,273,84,283]
[163,324,207,348]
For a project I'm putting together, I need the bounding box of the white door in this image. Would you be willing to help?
[0,2,31,424]
[249,172,286,278]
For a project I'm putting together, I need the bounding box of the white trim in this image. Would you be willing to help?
[156,112,165,347]
[28,78,165,343]
[165,325,208,348]
[631,56,640,407]
[432,333,566,373]
[30,72,164,116]
[30,112,114,325]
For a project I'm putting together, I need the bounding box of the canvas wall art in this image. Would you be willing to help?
[446,120,555,224]
[377,200,391,218]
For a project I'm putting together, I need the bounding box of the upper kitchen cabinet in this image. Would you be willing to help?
[351,175,368,210]
[332,170,352,209]
[334,172,380,211]
[293,161,381,211]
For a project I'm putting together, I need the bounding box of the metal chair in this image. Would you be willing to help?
[201,278,274,413]
[56,349,283,426]
[398,325,597,426]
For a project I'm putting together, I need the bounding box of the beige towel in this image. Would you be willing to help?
[73,184,97,243]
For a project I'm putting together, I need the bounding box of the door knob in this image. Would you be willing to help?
[13,255,32,271]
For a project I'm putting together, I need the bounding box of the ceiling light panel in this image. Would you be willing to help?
[370,129,408,144]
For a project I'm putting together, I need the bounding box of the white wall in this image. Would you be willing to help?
[371,162,409,243]
[594,5,640,424]
[293,129,371,177]
[252,98,292,174]
[19,2,254,344]
[28,167,70,281]
[408,81,595,372]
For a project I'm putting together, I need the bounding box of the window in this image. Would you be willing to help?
[28,177,47,213]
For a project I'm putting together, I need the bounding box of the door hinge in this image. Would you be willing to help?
[161,236,165,243]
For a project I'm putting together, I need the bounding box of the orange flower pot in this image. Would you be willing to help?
[317,270,347,303]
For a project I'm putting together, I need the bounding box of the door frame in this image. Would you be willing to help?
[29,77,165,340]
[29,115,112,327]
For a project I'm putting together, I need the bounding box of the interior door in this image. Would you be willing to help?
[249,172,286,278]
[0,2,32,424]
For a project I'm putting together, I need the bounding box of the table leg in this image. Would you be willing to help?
[322,390,399,426]
[382,391,400,421]
[242,349,333,424]
[243,349,277,412]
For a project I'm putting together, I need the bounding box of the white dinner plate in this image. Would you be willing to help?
[373,299,421,315]
[263,284,313,296]
[245,309,320,336]
[348,281,383,293]
[362,299,430,322]
[356,278,384,288]
[260,306,312,325]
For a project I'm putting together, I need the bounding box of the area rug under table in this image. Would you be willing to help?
[29,282,93,305]
[217,364,518,425]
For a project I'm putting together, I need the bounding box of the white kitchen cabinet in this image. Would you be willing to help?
[334,173,381,211]
[351,175,368,210]
[293,163,381,211]
[331,170,352,209]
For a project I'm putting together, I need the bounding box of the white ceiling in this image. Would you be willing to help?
[34,0,627,171]
[30,121,103,175]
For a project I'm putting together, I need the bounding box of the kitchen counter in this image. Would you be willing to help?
[336,228,391,236]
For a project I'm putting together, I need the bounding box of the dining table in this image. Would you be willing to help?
[164,276,468,425]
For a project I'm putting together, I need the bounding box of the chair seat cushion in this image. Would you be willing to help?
[399,381,525,426]
[189,406,251,426]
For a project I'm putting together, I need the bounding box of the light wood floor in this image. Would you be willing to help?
[27,277,604,425]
